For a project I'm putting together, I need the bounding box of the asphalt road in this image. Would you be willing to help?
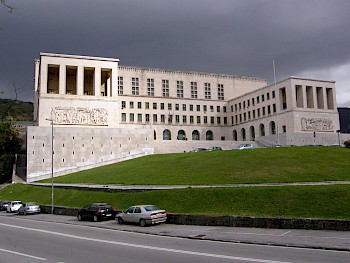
[0,214,349,263]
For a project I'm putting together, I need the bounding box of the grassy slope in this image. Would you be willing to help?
[46,146,350,185]
[1,184,349,219]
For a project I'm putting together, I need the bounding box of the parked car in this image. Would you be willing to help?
[77,203,116,222]
[116,205,167,227]
[236,144,254,150]
[17,202,41,215]
[6,201,23,213]
[191,148,207,152]
[207,147,222,151]
[0,200,10,211]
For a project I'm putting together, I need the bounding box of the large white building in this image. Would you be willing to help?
[26,53,340,182]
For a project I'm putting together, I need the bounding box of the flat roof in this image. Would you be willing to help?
[40,52,119,62]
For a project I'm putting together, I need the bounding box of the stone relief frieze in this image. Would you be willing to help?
[301,117,333,132]
[52,107,108,126]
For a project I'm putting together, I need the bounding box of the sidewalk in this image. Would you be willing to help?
[20,213,350,252]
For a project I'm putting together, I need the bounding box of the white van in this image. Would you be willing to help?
[7,201,23,213]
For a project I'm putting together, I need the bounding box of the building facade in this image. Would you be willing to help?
[27,53,340,182]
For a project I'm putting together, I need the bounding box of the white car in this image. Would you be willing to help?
[116,205,167,227]
[7,201,23,213]
[236,143,254,150]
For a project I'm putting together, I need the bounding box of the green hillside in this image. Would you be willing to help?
[0,99,33,121]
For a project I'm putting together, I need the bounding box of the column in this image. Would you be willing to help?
[59,65,66,95]
[94,67,101,97]
[77,66,84,96]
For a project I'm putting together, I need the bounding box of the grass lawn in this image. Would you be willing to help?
[1,184,349,219]
[42,146,350,185]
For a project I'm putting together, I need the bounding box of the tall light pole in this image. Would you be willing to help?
[45,118,54,214]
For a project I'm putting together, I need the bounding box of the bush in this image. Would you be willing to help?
[344,140,350,148]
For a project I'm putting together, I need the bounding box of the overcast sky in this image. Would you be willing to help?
[1,0,350,106]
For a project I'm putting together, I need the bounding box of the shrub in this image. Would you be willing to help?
[344,140,350,148]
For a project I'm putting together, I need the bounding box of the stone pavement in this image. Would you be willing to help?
[5,213,350,252]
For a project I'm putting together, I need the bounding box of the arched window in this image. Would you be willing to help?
[163,129,171,140]
[260,124,265,137]
[270,121,276,135]
[177,130,186,140]
[206,130,213,140]
[154,130,156,140]
[250,126,255,141]
[233,130,238,141]
[192,130,200,140]
[241,128,246,141]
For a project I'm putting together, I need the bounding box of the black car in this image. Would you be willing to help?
[0,201,10,211]
[77,203,116,222]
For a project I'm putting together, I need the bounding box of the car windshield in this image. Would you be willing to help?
[144,205,160,211]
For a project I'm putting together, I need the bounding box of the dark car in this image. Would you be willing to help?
[77,203,116,222]
[0,201,10,211]
[207,147,222,151]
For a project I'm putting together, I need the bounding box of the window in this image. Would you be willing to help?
[210,116,214,124]
[210,105,214,112]
[252,98,255,106]
[175,104,179,110]
[272,90,275,98]
[182,104,186,111]
[257,96,260,104]
[153,114,157,123]
[223,106,227,113]
[121,113,126,122]
[168,103,172,110]
[243,101,246,109]
[197,116,201,124]
[218,84,224,100]
[177,81,183,98]
[175,115,180,123]
[161,103,165,110]
[161,114,165,123]
[224,117,227,124]
[130,101,134,109]
[137,113,142,122]
[137,102,142,109]
[217,106,220,112]
[145,114,150,123]
[204,116,208,124]
[190,104,193,111]
[204,83,211,99]
[262,107,266,116]
[147,78,154,96]
[145,102,149,109]
[191,82,197,98]
[153,102,157,109]
[183,115,187,123]
[121,101,126,109]
[203,105,207,112]
[196,105,200,111]
[132,77,139,95]
[217,117,221,124]
[190,116,194,124]
[267,92,270,100]
[268,105,271,115]
[129,113,134,122]
[118,77,123,95]
[162,80,169,97]
[262,94,265,102]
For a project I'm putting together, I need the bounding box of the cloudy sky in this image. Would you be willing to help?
[1,0,350,106]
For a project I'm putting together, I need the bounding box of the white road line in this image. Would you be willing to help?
[0,223,291,263]
[0,248,47,261]
[280,230,292,236]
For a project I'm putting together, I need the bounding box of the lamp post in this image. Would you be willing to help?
[45,118,54,214]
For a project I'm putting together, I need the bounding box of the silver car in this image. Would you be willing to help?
[116,205,167,227]
[17,202,41,215]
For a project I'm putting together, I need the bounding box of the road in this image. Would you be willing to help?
[0,215,349,263]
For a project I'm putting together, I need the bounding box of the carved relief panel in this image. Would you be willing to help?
[52,107,108,126]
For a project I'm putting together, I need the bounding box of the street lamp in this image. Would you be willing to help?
[45,118,54,214]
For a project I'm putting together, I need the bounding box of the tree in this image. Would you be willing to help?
[1,0,14,13]
[0,122,23,183]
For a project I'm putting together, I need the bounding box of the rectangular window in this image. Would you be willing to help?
[203,105,207,112]
[121,113,126,122]
[262,107,266,116]
[253,110,256,119]
[130,101,134,109]
[204,83,211,99]
[177,81,183,98]
[175,104,179,110]
[118,77,123,95]
[257,108,260,117]
[252,98,255,106]
[217,106,220,112]
[262,94,265,102]
[162,80,169,97]
[244,113,246,121]
[223,106,227,113]
[197,116,201,124]
[218,84,224,100]
[273,103,276,113]
[210,105,214,112]
[247,100,250,108]
[267,92,270,100]
[190,104,194,111]
[257,96,260,104]
[217,117,221,124]
[224,117,227,124]
[137,102,142,109]
[183,115,187,123]
[239,103,242,110]
[137,113,142,122]
[161,103,165,110]
[268,105,271,115]
[190,116,194,124]
[204,116,208,124]
[153,114,157,123]
[248,111,251,120]
[145,102,149,109]
[122,101,126,109]
[129,113,134,122]
[168,103,172,110]
[161,114,165,123]
[147,78,154,96]
[145,114,150,123]
[132,77,139,95]
[191,82,198,98]
[182,104,186,111]
[272,90,275,98]
[243,101,246,109]
[153,102,157,109]
[210,116,214,124]
[196,105,200,111]
[175,115,180,123]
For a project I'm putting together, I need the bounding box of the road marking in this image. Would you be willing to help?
[0,248,47,260]
[0,223,291,263]
[280,230,292,236]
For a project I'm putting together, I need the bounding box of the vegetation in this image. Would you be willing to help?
[1,183,349,219]
[43,146,350,185]
[0,122,23,183]
[0,99,33,121]
[344,140,350,148]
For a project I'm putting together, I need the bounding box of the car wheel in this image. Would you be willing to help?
[140,219,147,227]
[77,214,82,221]
[117,217,124,225]
[23,211,27,215]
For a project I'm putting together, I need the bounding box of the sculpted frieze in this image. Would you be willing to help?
[52,107,108,126]
[301,117,333,132]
